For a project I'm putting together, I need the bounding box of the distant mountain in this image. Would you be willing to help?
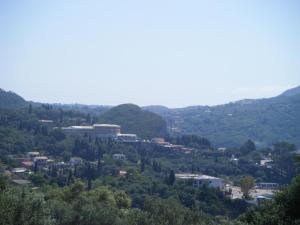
[142,105,171,114]
[144,86,300,147]
[2,86,300,147]
[279,85,300,97]
[98,104,168,139]
[0,89,27,109]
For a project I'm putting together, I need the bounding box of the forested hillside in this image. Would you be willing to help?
[145,86,300,147]
[0,89,27,109]
[0,88,300,224]
[98,104,168,138]
[2,87,300,147]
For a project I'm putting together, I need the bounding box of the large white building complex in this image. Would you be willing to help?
[61,124,137,142]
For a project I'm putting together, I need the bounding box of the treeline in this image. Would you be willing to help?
[0,179,235,225]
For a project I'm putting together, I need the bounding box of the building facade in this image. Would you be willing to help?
[61,124,121,138]
[176,173,225,189]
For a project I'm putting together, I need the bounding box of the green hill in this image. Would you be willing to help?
[144,87,300,147]
[0,89,27,109]
[98,104,168,139]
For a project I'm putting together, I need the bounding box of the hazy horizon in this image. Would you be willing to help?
[1,1,300,107]
[2,84,299,109]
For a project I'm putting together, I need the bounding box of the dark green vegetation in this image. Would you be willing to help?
[0,89,28,109]
[98,104,168,139]
[0,103,246,225]
[0,88,300,224]
[145,86,300,147]
[0,178,243,225]
[240,158,300,225]
[2,86,300,147]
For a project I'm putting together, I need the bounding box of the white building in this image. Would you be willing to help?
[11,167,27,174]
[151,137,165,144]
[117,134,138,142]
[176,173,225,189]
[113,154,126,161]
[27,151,40,159]
[217,147,227,152]
[70,157,83,166]
[260,159,273,168]
[61,124,121,138]
[94,124,121,137]
[38,120,54,128]
[256,182,279,190]
[33,156,48,166]
[193,175,225,189]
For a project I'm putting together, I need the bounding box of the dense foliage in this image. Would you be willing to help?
[145,88,300,147]
[240,160,300,225]
[98,104,168,138]
[0,88,299,225]
[0,89,27,109]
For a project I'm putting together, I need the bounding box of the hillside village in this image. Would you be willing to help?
[0,89,300,224]
[4,117,285,206]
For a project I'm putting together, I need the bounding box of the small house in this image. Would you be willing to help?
[33,156,48,166]
[113,154,126,161]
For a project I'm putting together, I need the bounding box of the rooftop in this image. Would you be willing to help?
[11,168,27,173]
[12,179,31,185]
[117,134,137,137]
[27,151,40,155]
[93,124,120,128]
[68,126,93,129]
[175,173,223,180]
[38,119,54,123]
[34,156,48,160]
[62,124,121,130]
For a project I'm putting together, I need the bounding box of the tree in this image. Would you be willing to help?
[59,108,63,123]
[28,103,32,114]
[273,141,296,154]
[167,170,175,186]
[240,176,255,199]
[141,158,145,172]
[240,139,256,155]
[114,191,132,209]
[241,170,300,225]
[0,176,6,192]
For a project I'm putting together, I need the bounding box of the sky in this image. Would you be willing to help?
[0,0,300,108]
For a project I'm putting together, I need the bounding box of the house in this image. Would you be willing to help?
[21,161,33,168]
[113,154,126,161]
[12,179,31,185]
[70,157,83,166]
[27,152,40,159]
[119,170,127,176]
[260,159,273,168]
[176,173,202,180]
[256,182,279,190]
[55,161,68,168]
[33,156,48,166]
[230,155,239,164]
[256,193,274,205]
[217,147,227,152]
[117,134,138,142]
[11,167,27,174]
[38,120,54,128]
[151,138,166,144]
[54,161,70,169]
[175,173,225,189]
[193,175,225,189]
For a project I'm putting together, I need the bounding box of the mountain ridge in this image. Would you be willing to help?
[1,86,300,146]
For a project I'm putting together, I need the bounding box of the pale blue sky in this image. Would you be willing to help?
[1,0,299,107]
